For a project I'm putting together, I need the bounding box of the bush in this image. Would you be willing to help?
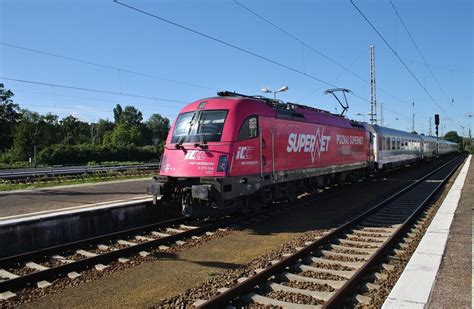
[466,144,474,154]
[37,144,163,165]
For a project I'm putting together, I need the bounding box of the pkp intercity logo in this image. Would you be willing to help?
[236,146,254,160]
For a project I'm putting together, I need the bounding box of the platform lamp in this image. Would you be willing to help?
[356,113,367,122]
[261,85,289,100]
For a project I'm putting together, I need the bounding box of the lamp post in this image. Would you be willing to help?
[466,114,472,146]
[356,113,366,122]
[261,85,289,100]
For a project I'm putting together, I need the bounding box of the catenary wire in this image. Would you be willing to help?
[113,0,338,88]
[350,0,456,125]
[14,88,183,110]
[0,42,215,91]
[0,77,186,104]
[233,0,412,107]
[389,0,450,101]
[113,0,413,121]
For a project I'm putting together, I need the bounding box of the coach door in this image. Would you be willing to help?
[370,131,376,162]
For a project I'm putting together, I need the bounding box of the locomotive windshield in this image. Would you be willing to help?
[171,110,228,143]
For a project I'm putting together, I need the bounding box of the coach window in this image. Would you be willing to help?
[385,137,390,150]
[238,116,258,140]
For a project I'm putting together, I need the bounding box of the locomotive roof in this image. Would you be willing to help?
[213,91,362,129]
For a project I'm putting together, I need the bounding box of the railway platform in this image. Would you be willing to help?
[383,155,472,308]
[0,178,150,220]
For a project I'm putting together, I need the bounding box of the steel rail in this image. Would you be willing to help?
[323,155,463,308]
[197,155,464,309]
[0,215,188,266]
[0,163,160,180]
[0,215,240,292]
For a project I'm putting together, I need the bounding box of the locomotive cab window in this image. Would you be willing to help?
[238,116,258,140]
[171,110,228,143]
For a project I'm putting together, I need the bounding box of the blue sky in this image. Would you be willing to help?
[1,0,472,136]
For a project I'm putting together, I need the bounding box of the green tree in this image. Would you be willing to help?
[0,84,22,151]
[10,110,61,162]
[103,122,145,146]
[123,106,143,126]
[113,104,123,124]
[11,113,39,161]
[60,115,90,145]
[95,119,115,144]
[443,131,462,144]
[145,113,170,144]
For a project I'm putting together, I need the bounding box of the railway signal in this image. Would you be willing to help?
[435,114,440,157]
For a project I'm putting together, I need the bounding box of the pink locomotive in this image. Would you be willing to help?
[151,91,377,216]
[150,91,457,216]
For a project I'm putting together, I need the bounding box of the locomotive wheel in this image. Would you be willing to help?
[287,182,297,202]
[236,197,251,214]
[249,195,263,212]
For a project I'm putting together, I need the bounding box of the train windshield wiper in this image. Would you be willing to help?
[194,134,208,149]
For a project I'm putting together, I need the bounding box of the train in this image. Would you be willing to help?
[148,91,459,217]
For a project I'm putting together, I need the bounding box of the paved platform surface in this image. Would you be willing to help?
[0,178,149,218]
[383,155,472,308]
[427,155,472,308]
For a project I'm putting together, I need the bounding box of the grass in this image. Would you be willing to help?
[0,170,156,191]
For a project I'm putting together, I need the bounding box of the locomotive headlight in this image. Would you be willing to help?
[217,155,228,173]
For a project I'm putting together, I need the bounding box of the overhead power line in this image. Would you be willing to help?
[0,42,214,91]
[114,0,415,121]
[233,0,367,81]
[233,0,412,110]
[389,0,450,101]
[14,88,178,111]
[24,103,110,113]
[400,56,472,75]
[1,77,186,103]
[113,0,338,88]
[20,103,174,120]
[350,0,455,123]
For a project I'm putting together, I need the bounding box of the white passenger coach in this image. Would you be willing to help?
[364,124,459,170]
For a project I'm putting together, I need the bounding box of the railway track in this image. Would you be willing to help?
[0,164,380,303]
[0,181,353,303]
[195,155,465,308]
[0,163,159,181]
[0,215,236,299]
